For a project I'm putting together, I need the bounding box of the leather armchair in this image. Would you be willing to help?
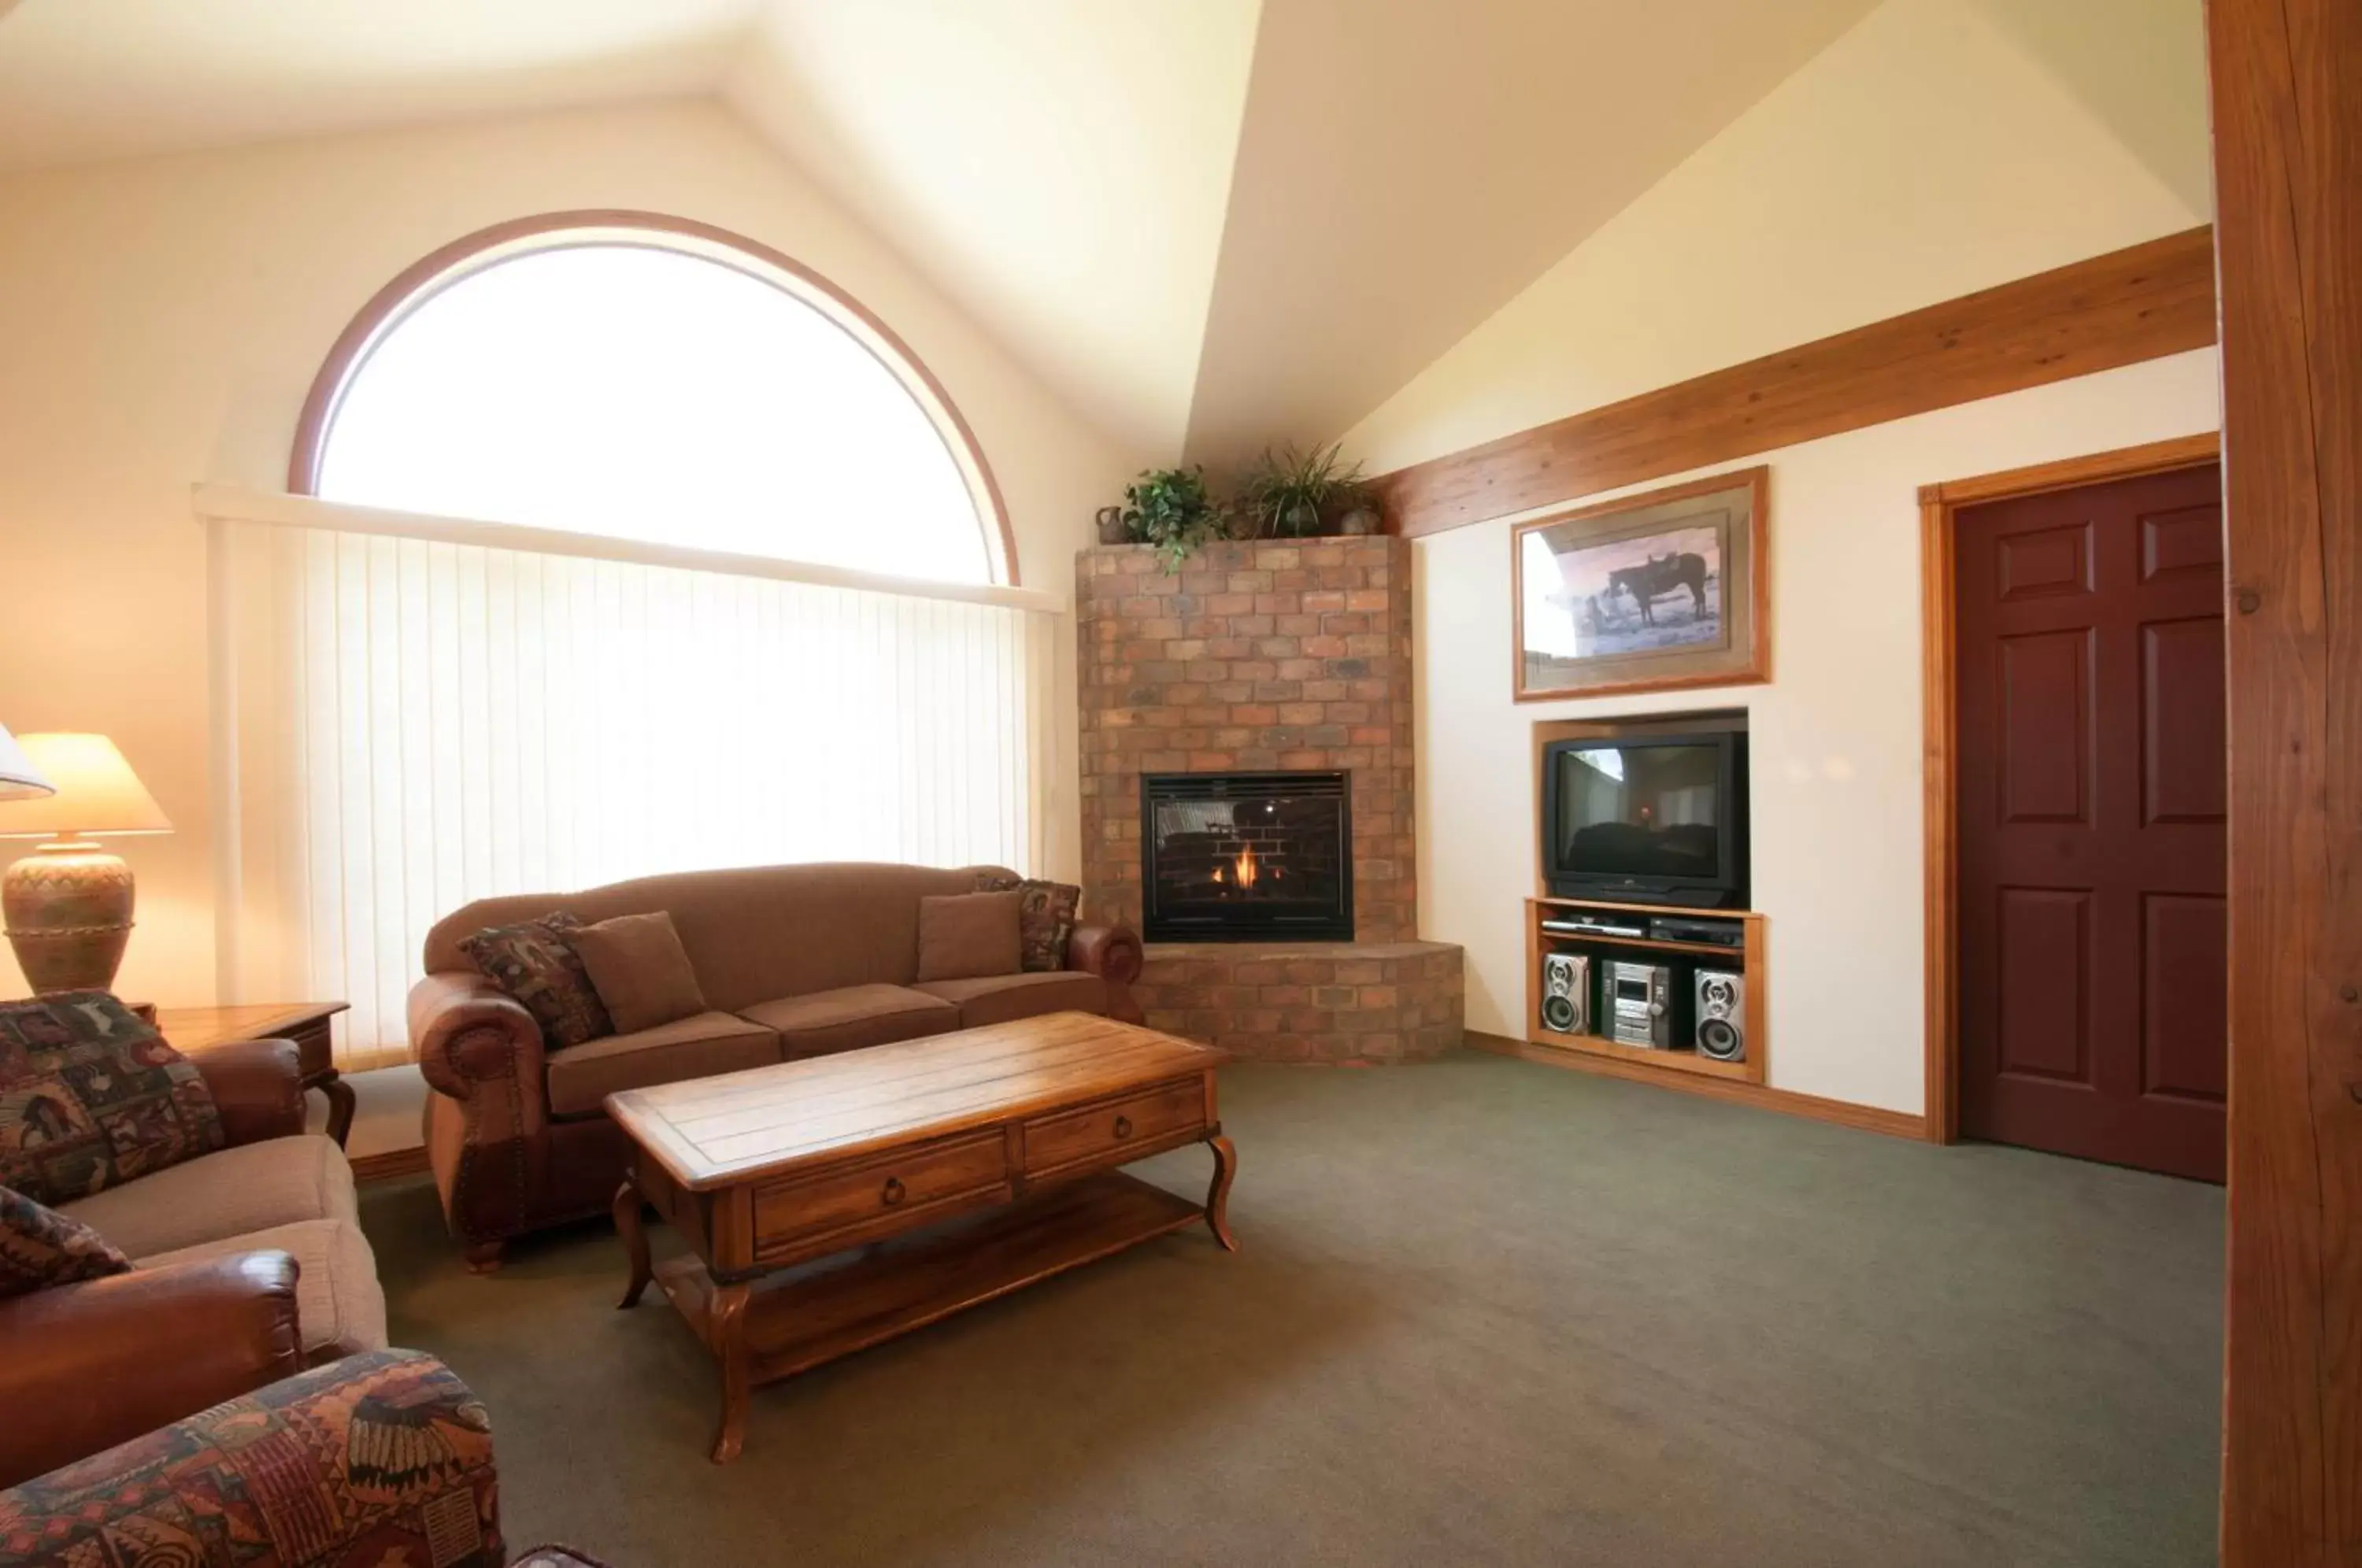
[0,1252,304,1489]
[0,1348,504,1567]
[0,1035,320,1488]
[190,1036,310,1145]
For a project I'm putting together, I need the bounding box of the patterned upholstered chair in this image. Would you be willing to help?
[0,1350,503,1567]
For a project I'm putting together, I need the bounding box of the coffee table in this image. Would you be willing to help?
[605,1010,1237,1463]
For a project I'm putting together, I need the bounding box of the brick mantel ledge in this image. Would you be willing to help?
[1134,938,1464,1064]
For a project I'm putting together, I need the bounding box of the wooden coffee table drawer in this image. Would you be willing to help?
[753,1131,1008,1258]
[1022,1077,1206,1177]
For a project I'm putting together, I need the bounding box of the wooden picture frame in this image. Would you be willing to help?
[1510,466,1771,701]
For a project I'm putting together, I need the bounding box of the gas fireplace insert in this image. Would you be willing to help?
[1139,771,1353,942]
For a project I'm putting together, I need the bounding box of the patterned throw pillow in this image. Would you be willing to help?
[973,875,1082,972]
[0,991,227,1207]
[458,912,614,1048]
[0,1184,131,1299]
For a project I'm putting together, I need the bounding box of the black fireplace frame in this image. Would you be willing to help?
[1138,771,1354,943]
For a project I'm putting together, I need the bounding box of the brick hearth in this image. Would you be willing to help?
[1077,536,1462,1062]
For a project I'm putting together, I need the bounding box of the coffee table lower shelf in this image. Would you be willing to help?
[640,1170,1208,1454]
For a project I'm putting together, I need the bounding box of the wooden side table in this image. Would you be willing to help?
[149,1001,356,1147]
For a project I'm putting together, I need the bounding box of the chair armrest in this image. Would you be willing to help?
[190,1037,308,1145]
[1067,923,1143,984]
[0,1251,303,1489]
[410,969,546,1104]
[0,1348,504,1568]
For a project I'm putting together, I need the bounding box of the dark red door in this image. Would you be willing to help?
[1954,461,2227,1182]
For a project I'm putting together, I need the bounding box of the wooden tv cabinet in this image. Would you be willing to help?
[1522,897,1767,1085]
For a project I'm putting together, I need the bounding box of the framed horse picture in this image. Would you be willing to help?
[1510,466,1770,701]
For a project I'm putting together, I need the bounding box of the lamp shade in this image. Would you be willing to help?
[0,723,54,801]
[0,734,171,838]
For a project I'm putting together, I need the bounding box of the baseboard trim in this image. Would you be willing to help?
[1464,1030,1929,1141]
[348,1145,431,1184]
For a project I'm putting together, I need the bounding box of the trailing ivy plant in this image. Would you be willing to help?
[1120,465,1226,573]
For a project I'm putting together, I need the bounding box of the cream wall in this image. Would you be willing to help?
[0,98,1137,1012]
[1412,353,2219,1113]
[1343,0,2206,474]
[1342,0,2219,1117]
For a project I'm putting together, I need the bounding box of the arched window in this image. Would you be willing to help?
[290,212,1015,585]
[222,214,1050,1060]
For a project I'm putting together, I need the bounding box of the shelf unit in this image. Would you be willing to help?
[1522,897,1768,1084]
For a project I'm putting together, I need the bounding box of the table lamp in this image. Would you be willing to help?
[0,734,172,994]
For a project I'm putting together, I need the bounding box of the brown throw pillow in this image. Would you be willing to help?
[0,1184,131,1299]
[916,891,1024,982]
[572,912,709,1034]
[0,992,226,1207]
[458,912,614,1048]
[972,874,1081,971]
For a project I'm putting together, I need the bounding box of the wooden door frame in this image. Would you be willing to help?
[1916,431,2223,1145]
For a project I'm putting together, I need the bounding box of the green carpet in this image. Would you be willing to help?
[361,1053,2222,1566]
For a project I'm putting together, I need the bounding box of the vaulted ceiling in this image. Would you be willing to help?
[0,0,2210,471]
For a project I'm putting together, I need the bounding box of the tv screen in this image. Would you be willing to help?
[1552,742,1724,882]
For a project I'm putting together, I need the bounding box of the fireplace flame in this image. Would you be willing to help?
[1233,842,1259,889]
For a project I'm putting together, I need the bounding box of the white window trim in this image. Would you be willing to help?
[192,484,1064,615]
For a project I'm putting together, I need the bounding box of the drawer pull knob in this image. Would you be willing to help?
[880,1176,906,1206]
[1113,1115,1134,1139]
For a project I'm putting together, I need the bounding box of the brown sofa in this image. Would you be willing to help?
[408,862,1144,1270]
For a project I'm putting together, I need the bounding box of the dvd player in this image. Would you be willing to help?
[1647,915,1746,948]
[1540,916,1649,939]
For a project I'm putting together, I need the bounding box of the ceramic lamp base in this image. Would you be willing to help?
[2,841,134,994]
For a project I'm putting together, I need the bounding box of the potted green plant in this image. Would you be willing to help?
[1119,466,1225,572]
[1239,442,1367,538]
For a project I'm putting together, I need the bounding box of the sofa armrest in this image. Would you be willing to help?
[0,1251,303,1489]
[191,1037,308,1145]
[0,1348,504,1568]
[1068,923,1143,984]
[410,969,546,1106]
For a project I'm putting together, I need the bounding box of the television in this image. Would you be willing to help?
[1539,730,1748,908]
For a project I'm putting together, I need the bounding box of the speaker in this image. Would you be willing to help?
[1694,967,1746,1061]
[1540,951,1589,1034]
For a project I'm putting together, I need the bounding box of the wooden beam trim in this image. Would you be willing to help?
[2209,0,2361,1558]
[1377,227,2219,539]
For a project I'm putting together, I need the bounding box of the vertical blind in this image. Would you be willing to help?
[210,501,1056,1067]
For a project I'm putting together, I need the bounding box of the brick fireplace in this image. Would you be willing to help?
[1078,535,1463,1062]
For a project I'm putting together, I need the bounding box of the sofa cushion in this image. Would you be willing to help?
[0,1185,130,1300]
[739,984,961,1060]
[543,1011,779,1119]
[572,911,708,1034]
[0,991,225,1207]
[916,891,1023,982]
[974,874,1082,971]
[913,972,1109,1030]
[140,1219,388,1360]
[58,1133,357,1260]
[460,911,613,1048]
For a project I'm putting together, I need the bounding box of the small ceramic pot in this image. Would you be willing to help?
[1095,506,1129,545]
[1338,505,1380,536]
